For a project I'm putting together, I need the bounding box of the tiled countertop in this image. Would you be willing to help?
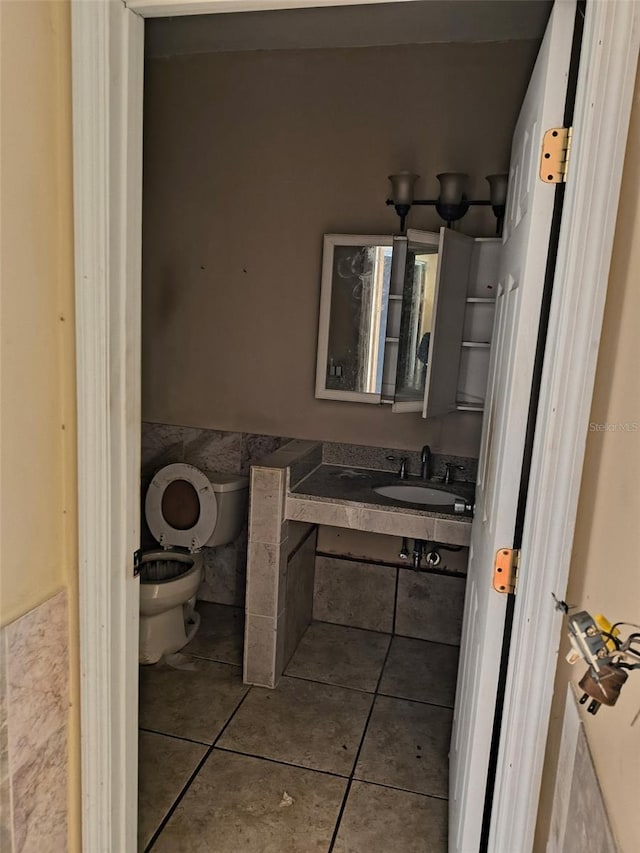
[287,464,474,546]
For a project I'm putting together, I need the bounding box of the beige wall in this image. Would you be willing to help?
[0,0,79,849]
[535,68,640,853]
[142,40,537,455]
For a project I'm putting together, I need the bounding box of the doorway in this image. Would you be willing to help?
[70,1,640,851]
[138,9,536,847]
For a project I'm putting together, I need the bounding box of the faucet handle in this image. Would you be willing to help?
[444,463,465,484]
[420,444,432,480]
[386,455,409,480]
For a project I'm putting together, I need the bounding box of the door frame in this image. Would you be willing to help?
[70,1,640,851]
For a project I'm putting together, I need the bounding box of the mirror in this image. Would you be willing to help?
[315,235,393,403]
[393,235,439,407]
[315,232,441,408]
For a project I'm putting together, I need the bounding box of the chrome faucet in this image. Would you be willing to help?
[420,445,431,480]
[386,455,409,480]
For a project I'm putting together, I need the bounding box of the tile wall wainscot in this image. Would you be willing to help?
[141,422,290,607]
[0,590,69,853]
[548,687,617,853]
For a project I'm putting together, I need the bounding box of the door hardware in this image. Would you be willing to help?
[493,548,519,594]
[540,126,573,183]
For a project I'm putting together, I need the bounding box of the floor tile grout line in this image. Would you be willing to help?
[327,634,395,853]
[392,630,461,649]
[186,652,243,666]
[145,686,253,852]
[144,744,215,853]
[374,632,395,696]
[177,654,243,669]
[214,745,350,781]
[376,691,455,711]
[391,566,399,635]
[327,705,374,853]
[310,617,393,637]
[327,778,354,853]
[282,671,378,695]
[138,727,211,747]
[307,618,462,649]
[350,777,450,803]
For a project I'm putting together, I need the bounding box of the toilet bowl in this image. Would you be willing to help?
[138,462,248,664]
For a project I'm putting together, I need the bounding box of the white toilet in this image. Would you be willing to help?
[139,462,248,664]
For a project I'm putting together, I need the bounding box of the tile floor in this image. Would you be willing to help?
[138,602,459,852]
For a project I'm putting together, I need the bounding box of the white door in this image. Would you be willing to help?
[449,3,576,851]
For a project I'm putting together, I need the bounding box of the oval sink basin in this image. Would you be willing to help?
[374,484,462,506]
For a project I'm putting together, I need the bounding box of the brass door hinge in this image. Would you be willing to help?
[493,548,519,594]
[540,127,573,184]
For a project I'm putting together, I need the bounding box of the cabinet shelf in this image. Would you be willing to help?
[456,402,485,412]
[461,341,491,348]
[466,297,496,303]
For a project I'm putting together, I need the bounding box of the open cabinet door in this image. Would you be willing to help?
[390,228,440,412]
[420,228,474,418]
[448,3,576,852]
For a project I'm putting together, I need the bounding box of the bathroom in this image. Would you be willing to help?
[136,3,546,850]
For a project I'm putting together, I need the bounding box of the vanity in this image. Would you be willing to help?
[287,464,473,546]
[243,439,475,688]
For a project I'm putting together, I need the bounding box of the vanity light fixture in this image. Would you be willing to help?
[387,171,508,236]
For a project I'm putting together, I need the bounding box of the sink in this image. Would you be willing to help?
[374,484,463,506]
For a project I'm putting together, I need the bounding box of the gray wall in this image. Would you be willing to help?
[142,40,537,455]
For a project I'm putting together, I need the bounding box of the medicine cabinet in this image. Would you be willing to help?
[315,229,500,417]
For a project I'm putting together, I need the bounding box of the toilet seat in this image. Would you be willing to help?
[145,463,218,552]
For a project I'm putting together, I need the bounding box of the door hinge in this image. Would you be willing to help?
[493,548,519,594]
[540,126,573,184]
[133,548,142,578]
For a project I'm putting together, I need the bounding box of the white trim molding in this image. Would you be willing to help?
[70,0,640,851]
[71,0,143,850]
[488,2,640,851]
[127,0,417,17]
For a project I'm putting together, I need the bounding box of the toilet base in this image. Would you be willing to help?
[139,603,200,665]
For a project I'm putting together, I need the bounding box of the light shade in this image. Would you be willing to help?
[388,172,419,205]
[486,173,508,207]
[436,173,468,205]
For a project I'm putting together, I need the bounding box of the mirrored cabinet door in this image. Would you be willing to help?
[389,229,440,412]
[419,228,475,418]
[315,235,393,404]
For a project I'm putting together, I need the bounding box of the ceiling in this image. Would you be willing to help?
[145,0,553,58]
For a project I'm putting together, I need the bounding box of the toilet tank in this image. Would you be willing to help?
[205,473,249,547]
